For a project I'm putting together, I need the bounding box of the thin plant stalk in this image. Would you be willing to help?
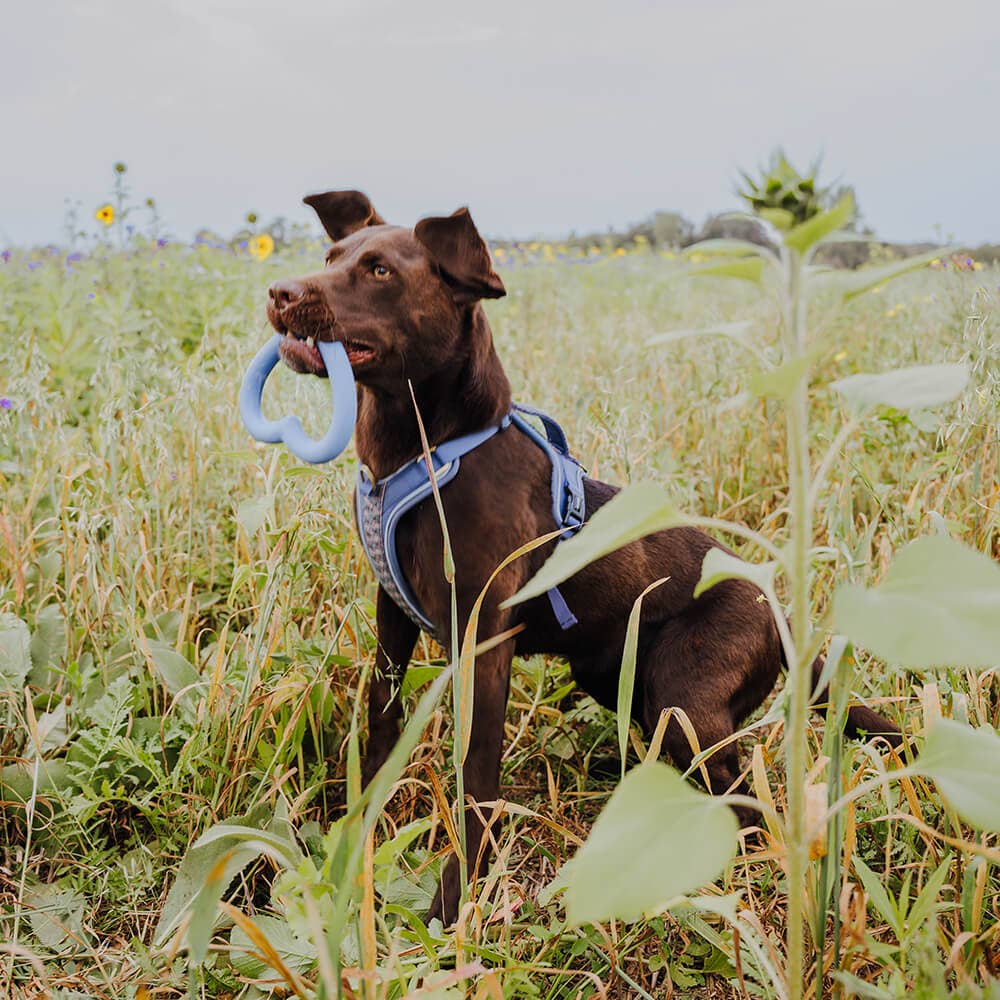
[781,246,814,1000]
[408,383,469,919]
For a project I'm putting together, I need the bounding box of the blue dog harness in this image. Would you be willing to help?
[355,404,586,638]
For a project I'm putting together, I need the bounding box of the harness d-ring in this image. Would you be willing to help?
[239,334,358,464]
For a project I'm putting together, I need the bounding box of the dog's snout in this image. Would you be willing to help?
[268,279,307,309]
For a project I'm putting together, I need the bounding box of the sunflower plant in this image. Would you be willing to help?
[510,150,1000,1000]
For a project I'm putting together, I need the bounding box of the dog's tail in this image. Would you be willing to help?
[782,647,904,749]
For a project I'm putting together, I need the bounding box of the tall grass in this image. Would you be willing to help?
[1,238,997,997]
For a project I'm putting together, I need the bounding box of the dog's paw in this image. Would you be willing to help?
[425,855,462,928]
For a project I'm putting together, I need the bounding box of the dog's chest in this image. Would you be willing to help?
[354,479,444,637]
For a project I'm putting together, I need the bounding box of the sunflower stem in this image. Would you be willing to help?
[782,245,814,1000]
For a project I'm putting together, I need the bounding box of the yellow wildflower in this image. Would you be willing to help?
[834,350,847,362]
[96,204,114,226]
[973,261,984,271]
[493,247,506,260]
[615,247,626,256]
[249,233,274,260]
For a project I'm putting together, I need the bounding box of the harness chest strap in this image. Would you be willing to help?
[355,405,585,637]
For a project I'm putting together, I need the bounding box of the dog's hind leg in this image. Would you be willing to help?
[638,614,773,830]
[362,586,420,788]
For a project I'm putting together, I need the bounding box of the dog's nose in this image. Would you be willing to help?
[268,279,307,309]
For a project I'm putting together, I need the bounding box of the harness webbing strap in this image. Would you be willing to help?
[355,404,585,637]
[545,582,578,630]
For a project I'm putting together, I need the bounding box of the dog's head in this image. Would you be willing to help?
[267,190,506,391]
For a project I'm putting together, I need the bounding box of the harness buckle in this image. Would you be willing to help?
[563,469,586,535]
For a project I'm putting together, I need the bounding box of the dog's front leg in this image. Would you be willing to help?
[427,634,515,927]
[362,586,419,789]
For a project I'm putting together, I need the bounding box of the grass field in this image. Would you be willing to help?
[1,236,998,999]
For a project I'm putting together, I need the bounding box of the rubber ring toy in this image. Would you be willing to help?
[239,334,357,464]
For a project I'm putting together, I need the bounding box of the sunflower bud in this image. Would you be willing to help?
[739,152,825,227]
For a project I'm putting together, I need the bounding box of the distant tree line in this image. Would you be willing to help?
[504,186,999,269]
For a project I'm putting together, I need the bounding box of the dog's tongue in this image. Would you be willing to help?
[345,343,376,367]
[279,332,328,376]
[303,340,327,373]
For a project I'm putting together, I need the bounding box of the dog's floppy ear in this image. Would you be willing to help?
[303,189,385,242]
[414,208,506,304]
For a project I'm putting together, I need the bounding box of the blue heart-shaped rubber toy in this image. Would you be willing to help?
[239,334,358,464]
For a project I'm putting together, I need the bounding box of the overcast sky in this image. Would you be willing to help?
[5,0,999,247]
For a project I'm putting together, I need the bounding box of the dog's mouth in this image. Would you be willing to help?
[277,330,377,377]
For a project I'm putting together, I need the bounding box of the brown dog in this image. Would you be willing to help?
[267,190,900,924]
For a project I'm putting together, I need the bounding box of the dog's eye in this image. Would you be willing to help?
[371,263,391,279]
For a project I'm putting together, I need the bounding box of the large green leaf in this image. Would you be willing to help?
[230,914,316,977]
[0,612,31,691]
[747,353,813,401]
[557,762,738,925]
[693,548,776,599]
[831,536,1000,670]
[682,239,773,259]
[819,248,952,301]
[831,363,969,412]
[153,800,300,954]
[29,604,67,680]
[23,884,89,953]
[913,719,1000,830]
[146,640,201,697]
[758,206,796,230]
[646,321,752,349]
[682,257,767,284]
[36,701,69,755]
[503,483,687,607]
[784,192,855,255]
[236,493,275,535]
[0,759,71,805]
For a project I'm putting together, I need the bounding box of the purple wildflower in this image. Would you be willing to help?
[27,261,42,271]
[0,398,12,410]
[156,238,168,248]
[1,250,10,264]
[87,292,95,301]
